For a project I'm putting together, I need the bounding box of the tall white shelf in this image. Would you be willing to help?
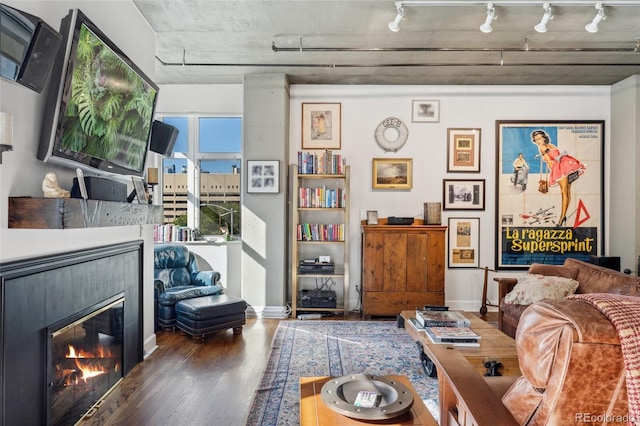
[291,165,350,318]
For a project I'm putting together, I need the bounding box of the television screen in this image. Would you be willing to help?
[39,9,158,177]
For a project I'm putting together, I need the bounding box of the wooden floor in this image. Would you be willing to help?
[83,311,498,425]
[84,318,280,426]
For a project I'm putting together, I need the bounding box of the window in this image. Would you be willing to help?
[160,116,241,238]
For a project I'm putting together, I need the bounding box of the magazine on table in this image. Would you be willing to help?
[427,326,480,340]
[415,309,471,327]
[424,329,481,347]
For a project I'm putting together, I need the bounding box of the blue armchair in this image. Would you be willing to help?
[154,244,223,329]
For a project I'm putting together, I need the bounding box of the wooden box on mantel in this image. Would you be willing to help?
[9,197,163,229]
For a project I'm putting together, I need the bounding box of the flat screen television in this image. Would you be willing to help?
[38,9,158,177]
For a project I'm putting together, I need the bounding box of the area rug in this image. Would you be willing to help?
[245,320,439,426]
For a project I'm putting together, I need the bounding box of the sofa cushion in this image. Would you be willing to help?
[527,263,577,280]
[504,273,579,305]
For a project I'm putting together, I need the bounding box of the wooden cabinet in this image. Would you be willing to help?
[361,220,446,316]
[291,166,349,318]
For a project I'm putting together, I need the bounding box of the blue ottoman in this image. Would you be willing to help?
[175,295,247,341]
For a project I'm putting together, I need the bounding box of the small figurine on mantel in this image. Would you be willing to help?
[42,172,70,198]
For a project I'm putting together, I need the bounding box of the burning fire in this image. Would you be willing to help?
[59,344,119,385]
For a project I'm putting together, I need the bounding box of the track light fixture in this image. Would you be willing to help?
[388,4,405,32]
[480,3,496,33]
[585,2,606,33]
[534,2,553,33]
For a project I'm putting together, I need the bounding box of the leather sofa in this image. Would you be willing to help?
[501,298,629,425]
[497,258,640,338]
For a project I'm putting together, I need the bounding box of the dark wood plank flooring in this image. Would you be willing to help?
[83,311,498,425]
[84,318,279,426]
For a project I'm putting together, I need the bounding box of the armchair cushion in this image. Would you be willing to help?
[158,284,223,305]
[504,273,579,305]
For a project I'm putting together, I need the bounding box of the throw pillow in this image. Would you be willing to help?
[504,273,580,305]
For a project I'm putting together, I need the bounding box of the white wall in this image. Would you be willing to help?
[290,85,612,311]
[0,1,158,354]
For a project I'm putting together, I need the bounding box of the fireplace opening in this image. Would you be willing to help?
[47,294,125,426]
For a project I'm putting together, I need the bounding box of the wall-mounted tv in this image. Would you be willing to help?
[38,9,158,177]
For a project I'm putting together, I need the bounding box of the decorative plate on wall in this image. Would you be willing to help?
[374,117,408,152]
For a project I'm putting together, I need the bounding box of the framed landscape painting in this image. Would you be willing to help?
[495,120,603,269]
[372,158,413,190]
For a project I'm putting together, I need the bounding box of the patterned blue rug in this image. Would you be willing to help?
[245,320,439,425]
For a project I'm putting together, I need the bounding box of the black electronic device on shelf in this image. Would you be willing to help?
[298,259,335,275]
[387,216,414,225]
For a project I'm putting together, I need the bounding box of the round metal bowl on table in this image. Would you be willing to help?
[320,374,414,420]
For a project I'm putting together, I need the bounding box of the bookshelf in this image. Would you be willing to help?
[291,164,349,318]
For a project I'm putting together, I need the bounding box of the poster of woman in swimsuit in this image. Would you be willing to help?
[495,120,604,269]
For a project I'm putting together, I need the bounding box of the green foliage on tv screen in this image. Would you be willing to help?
[61,24,156,171]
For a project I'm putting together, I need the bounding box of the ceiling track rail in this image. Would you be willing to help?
[155,57,640,68]
[394,1,640,6]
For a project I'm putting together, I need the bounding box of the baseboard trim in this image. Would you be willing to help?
[143,333,158,359]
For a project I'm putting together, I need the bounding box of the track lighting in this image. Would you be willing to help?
[534,2,553,33]
[388,5,405,32]
[585,2,606,33]
[480,3,496,33]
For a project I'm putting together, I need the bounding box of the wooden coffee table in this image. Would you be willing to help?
[300,375,438,425]
[400,310,520,425]
[401,310,520,377]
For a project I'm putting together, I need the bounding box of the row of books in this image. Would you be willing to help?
[297,150,347,175]
[154,224,195,242]
[407,318,481,347]
[298,187,346,208]
[297,222,345,242]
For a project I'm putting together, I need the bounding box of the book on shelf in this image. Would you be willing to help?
[415,309,471,328]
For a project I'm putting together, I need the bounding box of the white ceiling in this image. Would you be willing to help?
[132,0,640,86]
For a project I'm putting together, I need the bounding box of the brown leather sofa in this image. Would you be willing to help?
[500,298,629,425]
[497,258,640,338]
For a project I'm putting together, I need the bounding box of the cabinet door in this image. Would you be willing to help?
[406,233,429,292]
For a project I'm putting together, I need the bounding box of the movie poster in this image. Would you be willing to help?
[495,121,604,269]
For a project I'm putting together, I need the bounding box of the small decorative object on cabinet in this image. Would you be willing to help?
[291,164,349,318]
[361,218,446,317]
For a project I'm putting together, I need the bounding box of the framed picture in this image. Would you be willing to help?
[447,128,481,172]
[443,179,485,210]
[247,160,279,193]
[495,120,603,270]
[131,176,148,204]
[301,103,341,149]
[448,217,480,268]
[412,100,439,123]
[372,158,413,190]
[366,210,379,225]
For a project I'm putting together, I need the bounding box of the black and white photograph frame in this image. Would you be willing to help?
[443,179,485,210]
[247,160,279,193]
[448,217,480,269]
[412,100,440,123]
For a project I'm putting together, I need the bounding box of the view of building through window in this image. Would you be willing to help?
[159,116,241,238]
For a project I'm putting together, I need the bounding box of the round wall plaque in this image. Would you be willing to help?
[374,117,408,152]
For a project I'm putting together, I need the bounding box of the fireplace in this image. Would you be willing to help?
[0,241,143,425]
[47,295,125,425]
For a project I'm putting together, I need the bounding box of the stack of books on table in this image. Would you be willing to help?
[407,308,480,347]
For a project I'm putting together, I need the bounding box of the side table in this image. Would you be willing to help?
[300,375,437,425]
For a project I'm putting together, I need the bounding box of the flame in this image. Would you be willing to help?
[61,344,117,385]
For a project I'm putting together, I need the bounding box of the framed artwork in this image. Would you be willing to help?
[412,100,439,123]
[247,160,279,193]
[366,210,379,225]
[447,128,481,172]
[443,179,485,210]
[301,103,341,149]
[448,217,480,268]
[131,176,148,204]
[495,120,604,270]
[372,158,413,190]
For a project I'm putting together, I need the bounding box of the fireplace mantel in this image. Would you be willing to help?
[8,197,163,229]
